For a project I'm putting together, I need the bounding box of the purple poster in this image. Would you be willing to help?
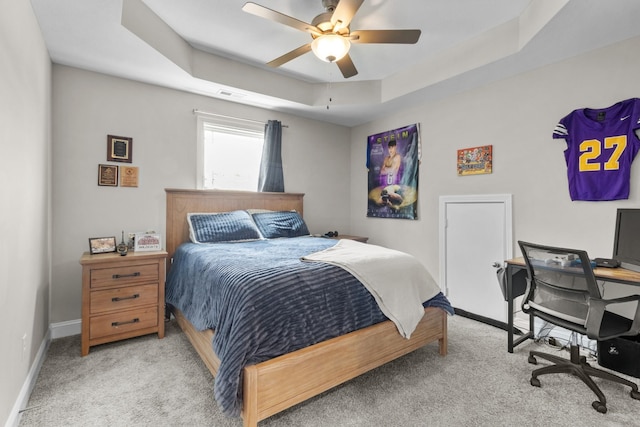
[367,124,420,219]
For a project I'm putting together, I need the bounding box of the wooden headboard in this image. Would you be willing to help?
[165,188,304,269]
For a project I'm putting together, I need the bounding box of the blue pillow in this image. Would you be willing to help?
[251,211,310,239]
[187,210,262,243]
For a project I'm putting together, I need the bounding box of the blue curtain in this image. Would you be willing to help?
[257,120,284,192]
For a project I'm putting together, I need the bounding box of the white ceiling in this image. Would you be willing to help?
[30,0,640,127]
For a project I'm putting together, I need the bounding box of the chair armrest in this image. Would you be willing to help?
[520,278,534,313]
[625,295,640,335]
[586,299,607,339]
[602,294,640,304]
[587,294,640,338]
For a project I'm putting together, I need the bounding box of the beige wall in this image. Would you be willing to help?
[0,0,52,424]
[350,36,640,287]
[50,66,352,323]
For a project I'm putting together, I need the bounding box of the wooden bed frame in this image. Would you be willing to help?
[165,188,448,427]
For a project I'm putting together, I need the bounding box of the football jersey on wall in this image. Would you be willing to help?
[553,98,640,201]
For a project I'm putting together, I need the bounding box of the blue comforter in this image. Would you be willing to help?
[165,237,452,417]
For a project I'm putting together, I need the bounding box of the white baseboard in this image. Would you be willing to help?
[5,320,80,427]
[50,318,81,339]
[5,329,51,427]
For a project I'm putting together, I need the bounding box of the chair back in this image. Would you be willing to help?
[518,241,600,332]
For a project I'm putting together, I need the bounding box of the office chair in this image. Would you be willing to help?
[518,241,640,413]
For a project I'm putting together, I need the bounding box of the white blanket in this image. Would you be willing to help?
[301,239,441,338]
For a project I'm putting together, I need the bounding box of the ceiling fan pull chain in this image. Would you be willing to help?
[326,75,333,109]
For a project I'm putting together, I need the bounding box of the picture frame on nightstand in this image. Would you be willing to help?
[88,236,117,254]
[134,232,162,252]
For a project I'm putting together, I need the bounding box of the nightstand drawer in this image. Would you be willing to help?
[90,283,158,314]
[90,263,159,289]
[89,306,158,339]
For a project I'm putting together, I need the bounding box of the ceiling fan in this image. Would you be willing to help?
[242,0,421,78]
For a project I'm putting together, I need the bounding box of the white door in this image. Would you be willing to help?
[439,195,512,323]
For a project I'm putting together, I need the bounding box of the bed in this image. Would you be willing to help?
[165,188,450,427]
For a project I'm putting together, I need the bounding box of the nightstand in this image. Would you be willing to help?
[80,250,167,356]
[330,235,368,243]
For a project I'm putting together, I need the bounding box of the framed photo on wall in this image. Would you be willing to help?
[120,166,139,187]
[107,134,133,163]
[98,164,118,186]
[457,145,493,176]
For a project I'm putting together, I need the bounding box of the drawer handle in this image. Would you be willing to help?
[112,318,140,327]
[112,294,140,302]
[112,272,141,279]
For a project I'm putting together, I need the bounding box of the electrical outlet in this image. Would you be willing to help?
[22,333,27,360]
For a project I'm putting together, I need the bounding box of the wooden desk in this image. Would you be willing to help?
[505,257,640,353]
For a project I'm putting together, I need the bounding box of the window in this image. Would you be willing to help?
[197,114,264,191]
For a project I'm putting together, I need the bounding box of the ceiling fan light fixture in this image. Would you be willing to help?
[311,34,350,63]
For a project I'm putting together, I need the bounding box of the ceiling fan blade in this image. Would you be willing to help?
[266,43,312,68]
[350,29,421,44]
[336,54,358,78]
[331,0,364,32]
[242,2,321,36]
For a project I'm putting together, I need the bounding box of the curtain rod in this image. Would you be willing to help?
[192,109,288,128]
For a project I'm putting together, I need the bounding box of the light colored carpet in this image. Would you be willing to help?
[19,315,640,426]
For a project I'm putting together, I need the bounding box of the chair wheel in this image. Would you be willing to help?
[530,377,541,387]
[528,355,537,365]
[631,390,640,400]
[592,401,607,413]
